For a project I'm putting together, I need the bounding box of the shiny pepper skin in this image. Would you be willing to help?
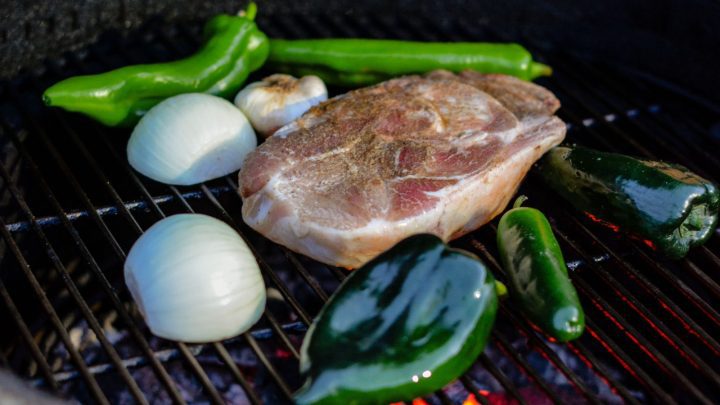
[268,39,551,87]
[42,3,269,126]
[539,146,719,259]
[497,196,585,342]
[294,234,498,405]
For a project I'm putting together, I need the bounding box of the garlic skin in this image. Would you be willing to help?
[124,214,266,343]
[127,93,256,186]
[234,74,327,137]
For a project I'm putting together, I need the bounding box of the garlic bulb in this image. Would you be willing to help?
[127,93,256,185]
[234,74,327,137]
[124,214,266,343]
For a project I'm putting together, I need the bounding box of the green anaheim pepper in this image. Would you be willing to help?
[497,196,584,342]
[42,3,269,126]
[538,146,720,259]
[268,39,551,86]
[294,234,498,405]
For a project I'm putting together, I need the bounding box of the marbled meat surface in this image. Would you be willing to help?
[239,70,565,268]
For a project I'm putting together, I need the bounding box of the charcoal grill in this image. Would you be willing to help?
[1,1,719,404]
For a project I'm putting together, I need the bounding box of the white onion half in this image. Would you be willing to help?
[124,214,266,342]
[127,93,256,185]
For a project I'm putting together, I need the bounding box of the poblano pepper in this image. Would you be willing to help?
[497,196,585,342]
[268,38,551,87]
[294,234,498,405]
[42,3,269,126]
[538,146,719,259]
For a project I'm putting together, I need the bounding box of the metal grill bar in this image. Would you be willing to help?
[175,343,224,404]
[567,214,720,356]
[527,68,720,384]
[466,236,678,404]
[582,319,676,404]
[59,36,317,399]
[2,187,231,234]
[565,340,641,405]
[20,66,260,404]
[490,329,563,404]
[180,181,305,399]
[533,64,720,319]
[549,221,720,379]
[0,130,111,405]
[136,11,720,402]
[349,14,640,404]
[466,235,644,402]
[18,98,192,404]
[37,322,306,385]
[546,218,719,402]
[464,234,605,403]
[510,72,707,401]
[555,252,713,403]
[217,177,455,405]
[573,216,720,347]
[84,120,298,402]
[551,65,716,182]
[569,58,720,173]
[0,120,157,404]
[498,307,602,404]
[211,342,262,405]
[0,273,60,392]
[243,12,636,402]
[504,46,717,400]
[475,354,527,405]
[18,78,194,403]
[513,176,720,368]
[304,13,650,402]
[458,376,490,405]
[0,10,718,405]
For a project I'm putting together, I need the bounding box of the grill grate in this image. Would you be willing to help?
[1,9,719,405]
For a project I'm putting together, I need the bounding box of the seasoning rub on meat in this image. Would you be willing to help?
[239,70,566,268]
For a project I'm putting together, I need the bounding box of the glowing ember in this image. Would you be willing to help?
[584,212,621,233]
[463,393,481,405]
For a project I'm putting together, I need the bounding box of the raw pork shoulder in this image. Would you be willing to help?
[239,70,565,268]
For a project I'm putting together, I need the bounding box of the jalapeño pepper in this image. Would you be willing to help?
[42,3,269,126]
[294,234,498,405]
[539,146,720,259]
[497,196,585,342]
[268,39,551,87]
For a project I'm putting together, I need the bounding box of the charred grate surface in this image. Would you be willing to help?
[0,10,719,405]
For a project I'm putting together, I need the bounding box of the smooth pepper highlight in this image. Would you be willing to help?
[268,38,551,86]
[538,146,720,259]
[294,234,498,404]
[497,196,585,342]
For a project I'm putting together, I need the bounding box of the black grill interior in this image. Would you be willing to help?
[0,7,719,405]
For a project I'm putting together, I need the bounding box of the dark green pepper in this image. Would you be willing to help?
[268,39,551,87]
[539,146,720,259]
[294,234,498,405]
[42,3,269,126]
[497,196,585,342]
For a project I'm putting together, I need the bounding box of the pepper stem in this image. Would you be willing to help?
[513,195,528,209]
[238,2,257,20]
[495,280,508,298]
[529,62,552,80]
